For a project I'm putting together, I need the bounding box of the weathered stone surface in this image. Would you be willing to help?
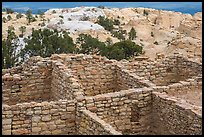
[12,129,30,135]
[3,130,11,135]
[32,116,41,122]
[52,129,62,135]
[42,115,51,122]
[2,54,202,135]
[32,127,41,133]
[3,119,11,125]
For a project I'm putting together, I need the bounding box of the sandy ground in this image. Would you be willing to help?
[167,87,202,107]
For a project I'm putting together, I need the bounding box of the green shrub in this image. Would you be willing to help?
[111,29,126,41]
[113,19,120,25]
[3,17,7,23]
[7,15,12,21]
[16,13,23,19]
[76,34,106,55]
[97,5,105,9]
[52,10,56,14]
[105,40,143,60]
[154,41,159,45]
[151,32,154,37]
[59,15,63,18]
[80,16,90,21]
[96,16,114,31]
[21,28,75,59]
[143,10,149,16]
[5,8,14,14]
[128,27,136,40]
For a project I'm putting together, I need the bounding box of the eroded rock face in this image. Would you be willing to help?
[177,16,202,40]
[2,7,202,63]
[194,12,202,20]
[165,37,202,63]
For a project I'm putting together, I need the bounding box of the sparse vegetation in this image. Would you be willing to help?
[3,17,7,23]
[76,34,142,60]
[41,22,46,26]
[38,10,44,17]
[96,16,114,31]
[5,8,14,14]
[31,16,37,22]
[121,23,125,25]
[2,8,6,12]
[59,15,64,18]
[2,26,18,68]
[154,41,159,45]
[105,37,113,46]
[105,40,143,60]
[2,26,143,68]
[52,10,56,14]
[26,9,34,24]
[2,7,149,68]
[21,28,75,61]
[19,26,26,37]
[128,27,137,40]
[143,9,149,16]
[167,41,171,45]
[151,32,154,37]
[80,16,90,21]
[59,19,64,24]
[7,15,12,21]
[76,34,106,55]
[111,29,126,41]
[113,19,120,26]
[16,13,23,19]
[97,5,105,9]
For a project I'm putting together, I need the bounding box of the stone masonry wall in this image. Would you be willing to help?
[2,53,202,135]
[77,109,122,135]
[2,56,52,105]
[51,60,85,100]
[120,53,202,86]
[120,55,177,85]
[64,54,117,96]
[81,88,152,134]
[59,54,152,96]
[152,78,202,106]
[176,54,202,79]
[151,92,202,135]
[115,65,154,91]
[2,100,76,135]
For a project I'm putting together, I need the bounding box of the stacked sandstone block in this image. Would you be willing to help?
[78,109,122,135]
[78,88,152,134]
[2,100,76,135]
[2,56,52,105]
[2,53,202,135]
[151,91,202,135]
[120,52,202,86]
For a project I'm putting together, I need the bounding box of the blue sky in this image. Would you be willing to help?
[2,2,202,14]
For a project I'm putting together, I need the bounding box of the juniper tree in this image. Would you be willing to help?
[19,26,26,37]
[128,27,136,40]
[2,26,18,68]
[26,9,33,24]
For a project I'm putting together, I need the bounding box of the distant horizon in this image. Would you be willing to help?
[2,2,202,15]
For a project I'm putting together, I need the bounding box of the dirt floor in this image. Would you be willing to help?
[167,87,202,107]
